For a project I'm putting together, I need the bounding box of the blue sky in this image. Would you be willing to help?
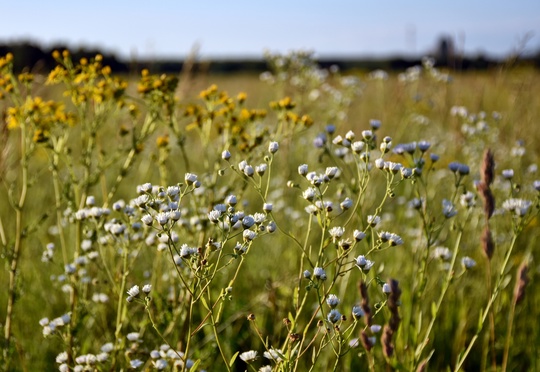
[1,1,539,59]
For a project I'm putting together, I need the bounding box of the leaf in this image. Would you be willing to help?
[200,297,210,311]
[229,351,239,367]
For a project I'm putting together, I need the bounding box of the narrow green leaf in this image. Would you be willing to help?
[229,351,239,367]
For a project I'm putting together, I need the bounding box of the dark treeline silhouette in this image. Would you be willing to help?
[1,40,539,75]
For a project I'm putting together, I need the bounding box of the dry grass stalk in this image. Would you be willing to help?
[481,149,495,186]
[514,262,529,304]
[359,280,372,326]
[481,226,495,260]
[477,181,495,219]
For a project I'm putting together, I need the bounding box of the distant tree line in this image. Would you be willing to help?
[1,40,539,75]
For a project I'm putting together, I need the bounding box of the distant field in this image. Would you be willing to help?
[1,51,539,371]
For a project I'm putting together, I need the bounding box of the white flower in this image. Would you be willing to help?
[351,141,365,153]
[328,226,345,240]
[130,359,144,368]
[461,256,477,269]
[153,359,168,370]
[56,351,68,364]
[243,165,255,177]
[268,141,279,154]
[142,284,152,294]
[298,164,308,176]
[313,267,327,280]
[367,215,381,227]
[352,306,364,319]
[502,198,532,216]
[326,294,340,308]
[327,309,341,323]
[263,348,283,362]
[263,203,273,212]
[127,285,140,298]
[353,230,366,241]
[222,150,231,160]
[185,173,198,185]
[382,283,391,294]
[126,332,140,342]
[239,350,258,363]
[325,167,339,179]
[225,194,237,206]
[141,214,153,226]
[86,196,96,206]
[340,197,353,210]
[302,187,316,201]
[243,230,257,242]
[442,199,457,218]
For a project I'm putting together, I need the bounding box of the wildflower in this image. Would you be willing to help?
[153,359,168,370]
[352,306,364,319]
[56,351,68,364]
[327,309,341,324]
[340,197,353,210]
[325,166,339,179]
[502,169,514,179]
[142,284,152,294]
[185,173,198,185]
[385,161,402,174]
[502,198,532,216]
[244,165,255,177]
[430,153,440,162]
[460,191,476,208]
[141,214,153,226]
[432,247,452,261]
[355,255,367,267]
[242,215,256,229]
[533,180,540,191]
[208,210,222,223]
[127,332,140,342]
[375,158,385,169]
[239,350,258,363]
[349,338,360,348]
[326,294,340,308]
[298,164,309,176]
[352,141,365,153]
[401,167,413,178]
[370,119,381,130]
[461,256,476,269]
[367,215,381,227]
[329,226,345,240]
[353,230,366,241]
[243,230,257,242]
[382,283,391,294]
[130,359,144,368]
[139,183,153,193]
[127,285,140,298]
[418,140,431,152]
[267,221,277,233]
[256,164,268,176]
[303,270,311,279]
[263,203,273,212]
[442,199,457,218]
[225,194,237,206]
[313,267,327,281]
[263,349,283,362]
[86,196,96,206]
[362,130,373,140]
[371,324,382,333]
[303,187,316,201]
[222,150,231,160]
[268,141,279,154]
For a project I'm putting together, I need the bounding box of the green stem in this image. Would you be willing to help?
[454,233,520,371]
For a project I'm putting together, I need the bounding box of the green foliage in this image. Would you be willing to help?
[0,51,539,372]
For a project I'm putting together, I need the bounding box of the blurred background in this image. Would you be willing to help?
[1,0,540,71]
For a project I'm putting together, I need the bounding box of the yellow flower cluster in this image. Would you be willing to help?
[137,69,179,111]
[7,96,75,142]
[185,85,268,151]
[270,96,314,128]
[47,50,127,107]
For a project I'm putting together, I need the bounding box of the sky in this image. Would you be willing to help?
[1,0,539,60]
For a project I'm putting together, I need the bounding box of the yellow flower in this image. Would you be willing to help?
[156,134,170,148]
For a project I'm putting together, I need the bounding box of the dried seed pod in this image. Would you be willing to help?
[514,262,529,304]
[481,226,495,260]
[481,149,495,186]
